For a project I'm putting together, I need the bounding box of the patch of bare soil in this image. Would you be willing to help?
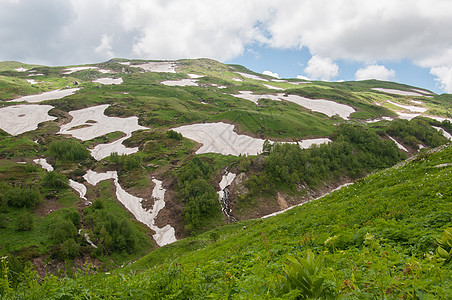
[277,192,289,210]
[154,179,185,240]
[34,198,62,217]
[33,254,104,279]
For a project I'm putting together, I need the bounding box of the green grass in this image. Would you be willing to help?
[5,144,451,298]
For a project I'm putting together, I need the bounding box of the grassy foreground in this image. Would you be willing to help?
[2,144,451,299]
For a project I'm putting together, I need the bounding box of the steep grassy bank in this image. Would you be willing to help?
[3,144,450,298]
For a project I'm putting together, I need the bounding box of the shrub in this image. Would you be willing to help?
[59,239,80,259]
[15,214,33,231]
[42,171,69,190]
[4,187,41,208]
[48,139,90,161]
[167,130,183,140]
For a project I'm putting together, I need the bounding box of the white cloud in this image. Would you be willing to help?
[304,56,338,81]
[430,65,452,93]
[355,65,396,81]
[263,70,279,78]
[95,34,115,59]
[1,0,452,92]
[296,75,310,80]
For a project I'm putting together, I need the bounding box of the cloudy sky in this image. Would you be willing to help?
[1,0,452,93]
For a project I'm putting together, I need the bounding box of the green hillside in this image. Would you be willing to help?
[0,58,451,298]
[2,143,451,298]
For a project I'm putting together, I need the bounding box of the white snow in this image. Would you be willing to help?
[411,88,434,95]
[78,229,97,248]
[411,100,424,105]
[188,74,204,79]
[365,116,393,123]
[281,94,355,119]
[63,66,98,74]
[231,92,355,119]
[233,91,281,104]
[235,72,268,81]
[69,179,87,201]
[118,62,131,66]
[426,116,452,123]
[33,158,54,172]
[371,88,425,97]
[26,79,38,85]
[83,170,177,246]
[10,88,79,103]
[263,84,284,90]
[134,61,176,73]
[386,100,427,113]
[161,79,199,86]
[433,126,452,140]
[232,78,243,82]
[389,136,408,152]
[396,112,420,120]
[272,79,287,82]
[98,69,111,74]
[93,78,123,85]
[218,172,236,200]
[172,122,330,156]
[15,67,27,72]
[0,105,56,135]
[59,104,147,160]
[262,183,353,218]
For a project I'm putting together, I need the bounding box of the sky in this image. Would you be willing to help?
[1,0,452,94]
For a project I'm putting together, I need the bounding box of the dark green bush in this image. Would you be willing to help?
[48,139,90,161]
[15,213,33,231]
[4,187,41,208]
[167,130,183,140]
[42,171,69,190]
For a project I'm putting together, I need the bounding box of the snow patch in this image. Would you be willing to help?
[15,67,27,72]
[83,170,177,246]
[33,158,54,172]
[218,172,236,200]
[0,105,56,135]
[371,88,425,97]
[235,72,268,81]
[63,66,98,74]
[69,179,87,201]
[10,88,79,103]
[172,122,330,156]
[134,61,176,73]
[389,136,408,152]
[263,84,284,90]
[59,104,147,160]
[386,100,427,113]
[188,73,204,79]
[93,78,123,85]
[161,79,199,86]
[432,126,452,140]
[26,79,38,85]
[231,92,355,119]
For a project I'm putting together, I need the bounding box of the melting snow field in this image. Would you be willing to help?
[63,66,98,74]
[372,88,427,97]
[235,72,268,81]
[161,79,199,86]
[233,91,280,104]
[0,105,56,135]
[59,104,147,160]
[433,126,452,140]
[83,170,177,246]
[173,122,331,156]
[33,158,54,172]
[135,61,176,73]
[218,172,236,200]
[386,100,428,113]
[389,136,408,152]
[93,78,123,85]
[10,88,79,103]
[69,180,87,201]
[232,92,355,119]
[263,84,284,90]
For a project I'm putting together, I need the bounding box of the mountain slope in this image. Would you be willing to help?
[3,144,451,298]
[0,58,451,286]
